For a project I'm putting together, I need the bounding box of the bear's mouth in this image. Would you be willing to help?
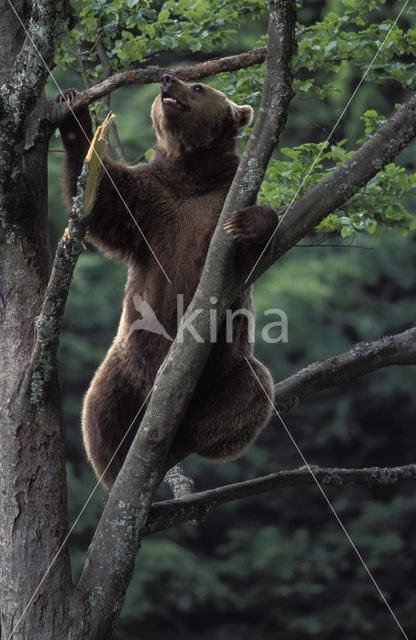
[161,93,190,112]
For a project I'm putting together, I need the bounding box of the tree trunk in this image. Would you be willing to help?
[0,1,74,637]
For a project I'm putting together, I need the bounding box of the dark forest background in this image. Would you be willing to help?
[45,0,416,637]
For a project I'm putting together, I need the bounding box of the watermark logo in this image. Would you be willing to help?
[128,294,173,341]
[128,293,288,344]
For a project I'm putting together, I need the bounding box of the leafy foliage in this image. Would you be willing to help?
[260,135,416,237]
[56,0,266,85]
[294,1,416,95]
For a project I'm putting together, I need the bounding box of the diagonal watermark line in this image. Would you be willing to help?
[245,0,410,284]
[245,356,409,640]
[5,365,165,640]
[5,0,171,284]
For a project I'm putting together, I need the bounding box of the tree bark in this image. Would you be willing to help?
[0,1,74,637]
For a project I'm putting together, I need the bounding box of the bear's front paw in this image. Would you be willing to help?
[223,205,279,245]
[55,88,81,105]
[55,88,92,143]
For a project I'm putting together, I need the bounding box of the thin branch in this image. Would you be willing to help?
[27,115,113,403]
[145,464,416,535]
[96,40,128,163]
[48,49,265,122]
[296,243,373,249]
[27,163,90,402]
[48,27,310,124]
[274,327,416,414]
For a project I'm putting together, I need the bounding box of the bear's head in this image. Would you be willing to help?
[151,74,253,157]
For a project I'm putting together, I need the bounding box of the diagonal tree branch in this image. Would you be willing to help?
[145,464,416,536]
[75,3,298,638]
[274,327,416,414]
[245,94,416,285]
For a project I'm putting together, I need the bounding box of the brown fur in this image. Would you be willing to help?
[57,77,277,490]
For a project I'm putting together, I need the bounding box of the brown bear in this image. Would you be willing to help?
[57,74,277,490]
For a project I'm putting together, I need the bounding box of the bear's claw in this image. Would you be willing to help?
[224,205,279,244]
[223,210,253,241]
[55,88,81,104]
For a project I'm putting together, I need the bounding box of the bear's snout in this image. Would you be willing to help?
[160,73,176,88]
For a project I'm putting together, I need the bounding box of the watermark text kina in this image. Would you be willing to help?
[128,293,288,344]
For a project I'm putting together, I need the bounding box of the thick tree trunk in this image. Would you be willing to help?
[0,138,74,640]
[0,1,74,637]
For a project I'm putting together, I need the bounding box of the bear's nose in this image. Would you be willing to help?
[160,74,176,88]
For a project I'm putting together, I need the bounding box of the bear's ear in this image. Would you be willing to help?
[237,104,254,128]
[229,100,254,128]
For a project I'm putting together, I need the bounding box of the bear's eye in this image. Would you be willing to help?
[193,85,204,93]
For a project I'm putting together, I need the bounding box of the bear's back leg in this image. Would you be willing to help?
[170,357,274,463]
[82,352,149,490]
